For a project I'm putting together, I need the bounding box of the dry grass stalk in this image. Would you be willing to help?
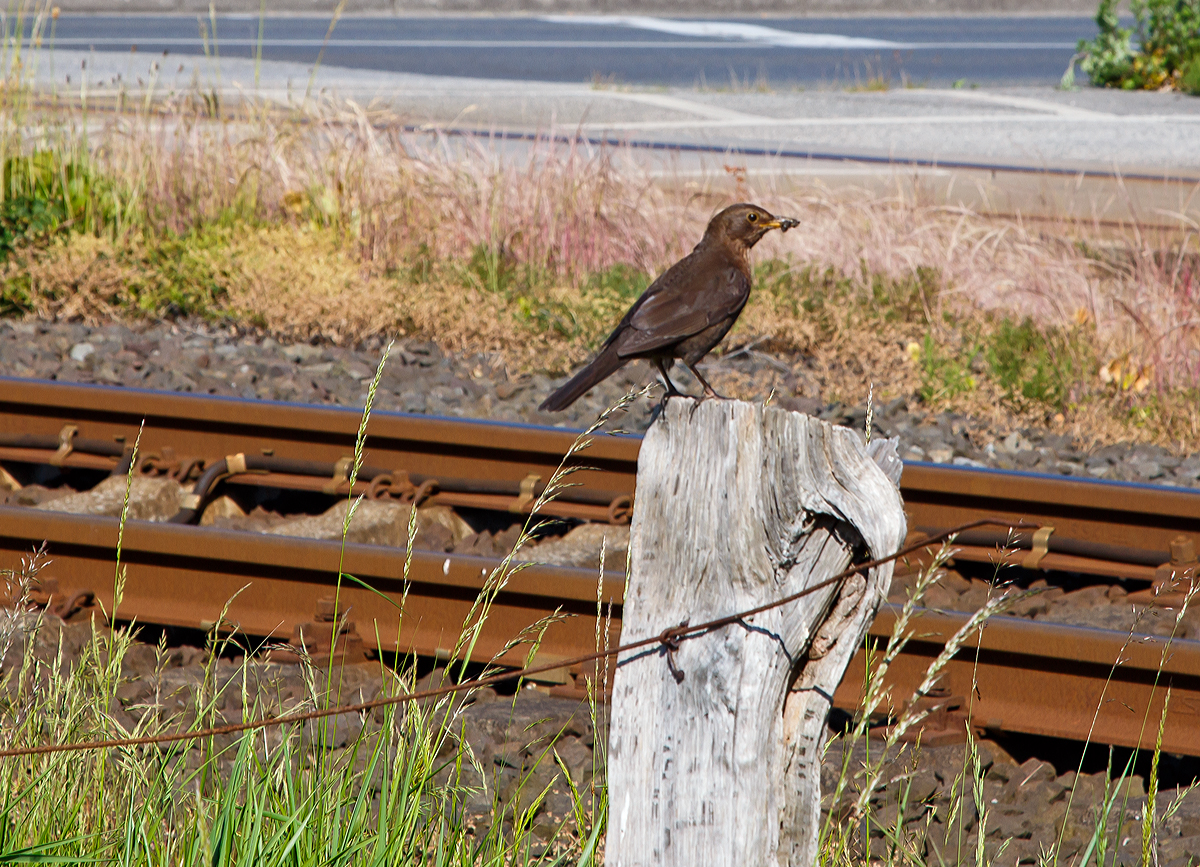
[1,96,1198,446]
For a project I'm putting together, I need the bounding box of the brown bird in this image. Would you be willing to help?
[539,203,798,412]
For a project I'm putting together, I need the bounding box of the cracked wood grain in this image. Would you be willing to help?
[605,398,905,867]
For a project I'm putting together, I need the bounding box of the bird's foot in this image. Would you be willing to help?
[685,363,726,400]
[657,391,705,411]
[657,380,687,402]
[658,392,698,409]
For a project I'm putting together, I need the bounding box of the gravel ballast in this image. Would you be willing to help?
[3,318,1199,489]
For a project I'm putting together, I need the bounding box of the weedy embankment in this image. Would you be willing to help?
[0,74,1196,448]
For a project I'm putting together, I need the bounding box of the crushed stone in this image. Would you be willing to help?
[1,318,1196,488]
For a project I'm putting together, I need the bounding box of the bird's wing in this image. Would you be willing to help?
[612,260,750,358]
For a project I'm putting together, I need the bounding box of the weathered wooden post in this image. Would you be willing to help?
[605,399,906,867]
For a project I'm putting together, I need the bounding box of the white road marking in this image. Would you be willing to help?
[902,88,1116,118]
[542,15,906,48]
[593,90,767,121]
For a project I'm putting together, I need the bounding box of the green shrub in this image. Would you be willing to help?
[753,261,935,337]
[127,229,231,317]
[915,315,1093,411]
[467,243,518,295]
[0,153,75,261]
[1077,0,1200,90]
[581,262,650,305]
[0,152,109,314]
[0,151,120,262]
[0,271,33,316]
[870,265,938,323]
[1182,54,1200,92]
[1138,0,1200,80]
[983,317,1080,408]
[917,332,979,404]
[1075,0,1137,86]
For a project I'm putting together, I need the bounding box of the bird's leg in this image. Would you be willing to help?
[655,358,688,400]
[685,362,726,400]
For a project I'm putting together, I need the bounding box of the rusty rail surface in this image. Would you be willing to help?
[1,504,1197,757]
[837,605,1200,757]
[0,377,638,525]
[0,505,623,683]
[3,376,1200,572]
[2,376,1200,755]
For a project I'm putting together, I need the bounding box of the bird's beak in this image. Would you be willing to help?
[763,217,800,233]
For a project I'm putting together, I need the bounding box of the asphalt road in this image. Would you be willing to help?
[27,13,1200,221]
[34,14,1104,87]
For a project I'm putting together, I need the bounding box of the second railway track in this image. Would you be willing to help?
[0,376,1198,757]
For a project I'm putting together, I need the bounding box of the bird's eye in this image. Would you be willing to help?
[747,213,758,222]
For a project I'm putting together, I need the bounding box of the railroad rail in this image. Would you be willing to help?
[0,376,1198,757]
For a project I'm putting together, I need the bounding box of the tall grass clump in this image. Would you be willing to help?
[819,532,1200,867]
[0,350,621,863]
[819,539,1034,866]
[0,611,603,862]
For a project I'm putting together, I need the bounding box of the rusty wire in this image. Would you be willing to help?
[0,518,1032,761]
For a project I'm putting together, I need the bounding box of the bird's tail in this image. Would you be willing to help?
[539,346,625,412]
